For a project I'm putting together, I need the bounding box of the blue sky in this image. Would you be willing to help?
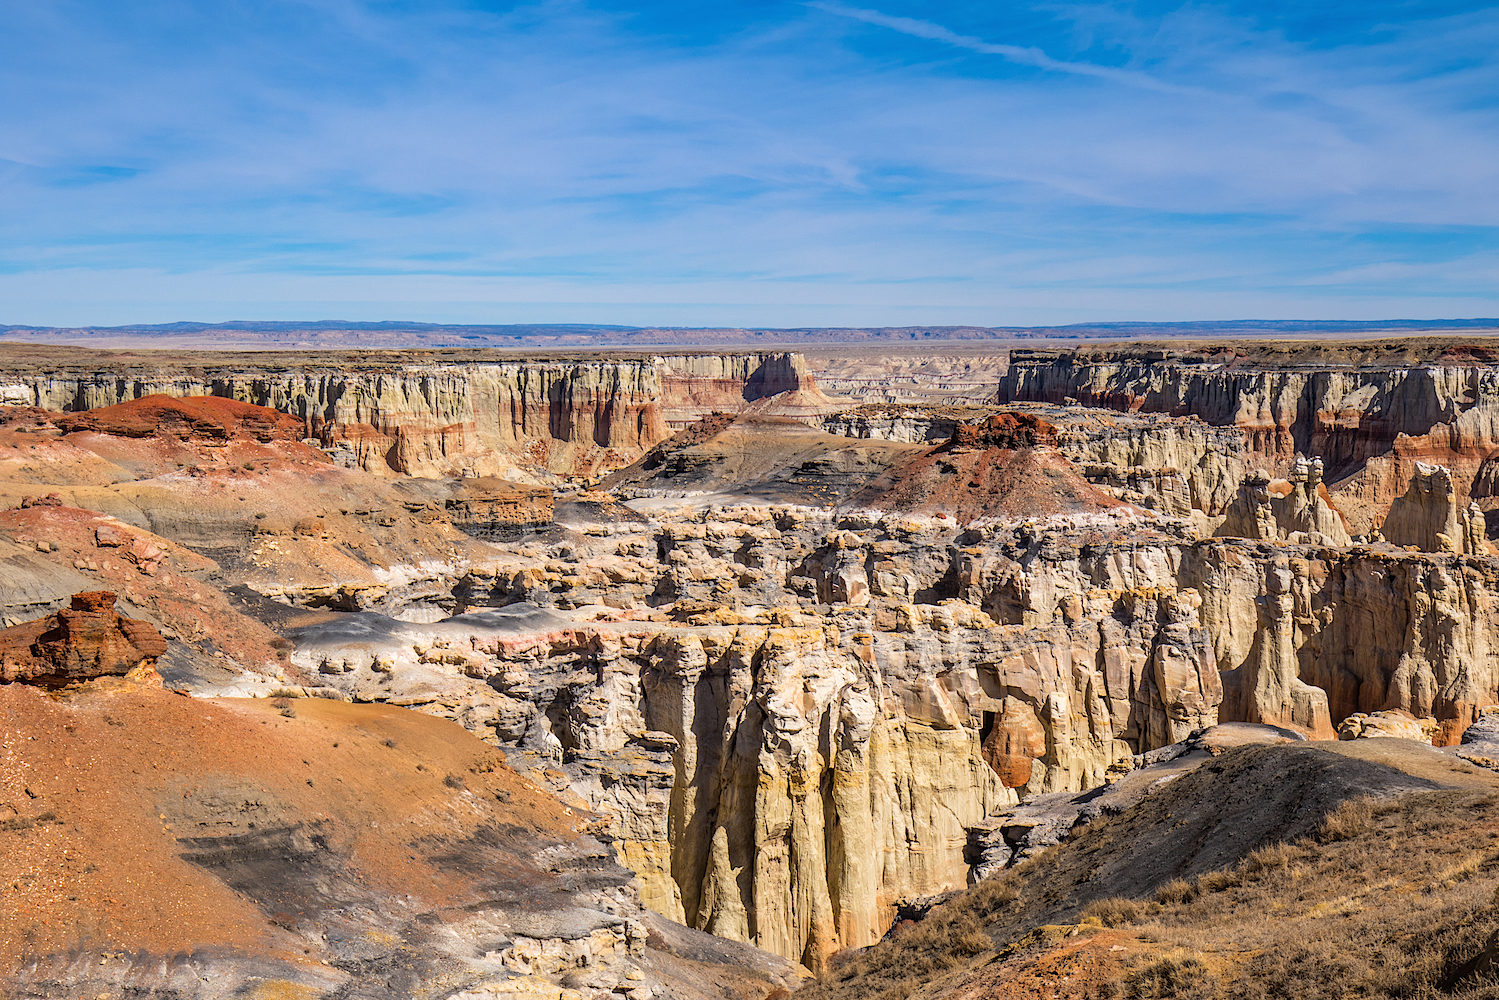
[2,0,1498,327]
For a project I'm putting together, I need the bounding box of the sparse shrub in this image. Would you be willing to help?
[1240,842,1300,877]
[1081,897,1143,928]
[1196,869,1242,894]
[972,878,1020,915]
[1155,879,1198,906]
[279,707,296,718]
[384,738,398,748]
[1123,955,1216,1000]
[443,773,465,789]
[270,697,292,710]
[1317,797,1375,843]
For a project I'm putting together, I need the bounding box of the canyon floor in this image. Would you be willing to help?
[8,337,1499,998]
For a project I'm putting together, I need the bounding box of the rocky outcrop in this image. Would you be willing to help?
[269,495,1499,958]
[1380,462,1490,554]
[822,406,974,444]
[0,590,166,685]
[444,477,555,540]
[1337,709,1438,742]
[999,345,1499,532]
[1218,457,1351,545]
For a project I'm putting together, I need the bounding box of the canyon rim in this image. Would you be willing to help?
[7,333,1499,997]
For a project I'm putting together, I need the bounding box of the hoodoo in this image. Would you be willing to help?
[0,590,166,685]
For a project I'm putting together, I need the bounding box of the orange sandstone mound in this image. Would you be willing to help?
[53,394,308,443]
[848,413,1134,525]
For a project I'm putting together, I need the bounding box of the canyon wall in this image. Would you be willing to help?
[999,346,1499,531]
[0,352,818,479]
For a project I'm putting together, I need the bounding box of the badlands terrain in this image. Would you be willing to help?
[8,337,1499,997]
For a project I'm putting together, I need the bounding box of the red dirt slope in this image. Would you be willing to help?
[0,678,607,997]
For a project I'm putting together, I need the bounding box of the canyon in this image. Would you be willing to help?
[9,337,1499,996]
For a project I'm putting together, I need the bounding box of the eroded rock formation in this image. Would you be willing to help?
[1380,462,1490,554]
[0,590,166,685]
[1219,457,1351,545]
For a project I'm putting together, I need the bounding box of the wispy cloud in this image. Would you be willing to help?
[0,0,1496,325]
[805,1,1191,93]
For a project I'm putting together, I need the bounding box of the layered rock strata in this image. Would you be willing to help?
[999,343,1499,532]
[1,349,827,479]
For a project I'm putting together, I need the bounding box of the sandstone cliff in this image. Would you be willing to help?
[0,348,826,479]
[999,344,1499,532]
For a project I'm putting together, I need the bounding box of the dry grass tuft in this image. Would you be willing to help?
[802,899,999,1000]
[1081,897,1144,928]
[1315,795,1375,842]
[1122,953,1215,999]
